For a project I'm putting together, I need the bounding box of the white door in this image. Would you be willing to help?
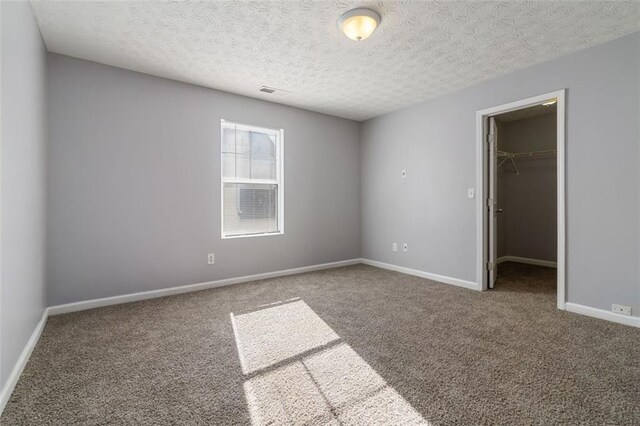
[488,117,498,289]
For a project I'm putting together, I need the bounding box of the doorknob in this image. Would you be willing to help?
[496,209,503,213]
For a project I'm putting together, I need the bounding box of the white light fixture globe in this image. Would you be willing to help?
[338,8,381,41]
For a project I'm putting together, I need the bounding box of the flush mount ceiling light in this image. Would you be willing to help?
[337,8,381,41]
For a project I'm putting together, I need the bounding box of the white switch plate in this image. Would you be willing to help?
[403,243,408,252]
[401,169,407,178]
[612,304,631,316]
[468,188,475,199]
[392,243,398,252]
[207,253,215,265]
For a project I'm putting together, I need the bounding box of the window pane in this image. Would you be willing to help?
[236,153,251,179]
[251,132,276,157]
[251,158,276,180]
[223,153,251,179]
[235,129,251,154]
[250,131,276,179]
[222,153,236,178]
[223,183,278,236]
[222,128,236,153]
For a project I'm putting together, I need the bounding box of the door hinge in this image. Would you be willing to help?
[486,198,494,207]
[486,261,495,271]
[487,134,495,144]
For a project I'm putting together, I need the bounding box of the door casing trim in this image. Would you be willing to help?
[475,89,566,310]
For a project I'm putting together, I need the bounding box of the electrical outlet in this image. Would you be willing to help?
[612,304,631,316]
[207,253,215,265]
[468,188,475,199]
[392,243,397,252]
[403,243,408,252]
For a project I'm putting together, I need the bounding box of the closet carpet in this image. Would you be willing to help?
[2,262,639,425]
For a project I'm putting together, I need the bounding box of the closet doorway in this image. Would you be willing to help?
[475,90,566,309]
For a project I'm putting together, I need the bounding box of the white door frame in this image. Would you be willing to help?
[475,89,566,310]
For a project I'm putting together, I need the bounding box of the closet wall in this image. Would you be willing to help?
[497,112,557,263]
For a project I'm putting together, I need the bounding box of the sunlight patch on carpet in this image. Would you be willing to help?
[231,300,340,375]
[231,300,430,425]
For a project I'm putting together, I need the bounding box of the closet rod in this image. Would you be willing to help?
[497,149,555,175]
[497,149,556,159]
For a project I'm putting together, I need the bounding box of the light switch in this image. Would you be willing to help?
[468,188,475,199]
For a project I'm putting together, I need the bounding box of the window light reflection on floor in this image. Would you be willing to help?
[231,299,430,425]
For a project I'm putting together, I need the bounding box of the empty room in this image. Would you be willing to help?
[1,1,639,424]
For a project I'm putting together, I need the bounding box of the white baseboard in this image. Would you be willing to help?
[565,302,640,328]
[361,258,479,291]
[0,308,49,415]
[48,258,362,315]
[2,259,636,419]
[497,256,557,268]
[0,259,360,416]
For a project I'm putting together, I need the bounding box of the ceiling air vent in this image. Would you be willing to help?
[259,86,291,95]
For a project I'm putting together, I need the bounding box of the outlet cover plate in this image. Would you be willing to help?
[612,304,631,316]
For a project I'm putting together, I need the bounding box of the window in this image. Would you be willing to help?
[221,120,283,238]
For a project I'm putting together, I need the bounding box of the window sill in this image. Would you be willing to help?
[221,231,284,240]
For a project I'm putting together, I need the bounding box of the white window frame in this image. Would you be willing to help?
[220,119,284,239]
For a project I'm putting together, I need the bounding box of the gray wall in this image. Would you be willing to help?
[47,54,360,306]
[361,32,640,315]
[1,2,48,388]
[498,114,557,262]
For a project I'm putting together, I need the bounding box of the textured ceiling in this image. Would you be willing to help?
[31,1,640,121]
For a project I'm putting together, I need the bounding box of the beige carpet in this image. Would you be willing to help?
[2,262,639,425]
